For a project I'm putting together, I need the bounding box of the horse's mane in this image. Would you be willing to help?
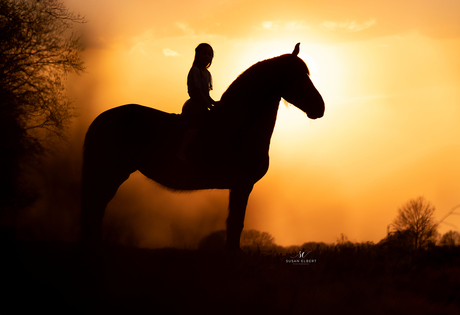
[220,54,310,103]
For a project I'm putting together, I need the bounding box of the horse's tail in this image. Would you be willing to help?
[79,104,178,246]
[79,106,134,247]
[80,117,106,247]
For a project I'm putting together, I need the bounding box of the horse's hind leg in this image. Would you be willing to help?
[226,184,254,250]
[80,167,130,250]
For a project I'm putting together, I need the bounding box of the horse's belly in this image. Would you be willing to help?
[138,163,232,191]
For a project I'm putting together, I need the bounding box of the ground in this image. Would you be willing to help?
[2,239,460,314]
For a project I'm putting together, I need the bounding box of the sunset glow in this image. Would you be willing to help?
[62,0,460,247]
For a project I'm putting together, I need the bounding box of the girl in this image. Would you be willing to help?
[178,43,220,161]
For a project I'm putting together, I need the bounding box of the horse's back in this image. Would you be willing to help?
[83,104,182,168]
[86,104,179,141]
[89,104,178,130]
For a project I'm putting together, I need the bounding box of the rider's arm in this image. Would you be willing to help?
[189,86,214,109]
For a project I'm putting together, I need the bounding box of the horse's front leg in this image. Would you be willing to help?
[226,184,254,250]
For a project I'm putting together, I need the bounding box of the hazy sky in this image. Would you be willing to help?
[58,0,460,247]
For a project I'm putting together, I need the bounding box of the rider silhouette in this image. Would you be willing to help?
[178,43,220,162]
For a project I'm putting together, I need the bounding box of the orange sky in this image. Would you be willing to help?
[63,0,460,247]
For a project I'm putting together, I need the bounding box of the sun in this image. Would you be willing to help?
[228,40,345,162]
[228,42,327,154]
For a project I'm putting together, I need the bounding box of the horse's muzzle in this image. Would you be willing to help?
[307,96,325,119]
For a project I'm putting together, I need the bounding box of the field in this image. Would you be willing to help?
[2,239,460,314]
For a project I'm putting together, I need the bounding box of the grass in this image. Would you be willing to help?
[1,240,460,314]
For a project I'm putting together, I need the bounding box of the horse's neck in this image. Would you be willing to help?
[218,90,281,150]
[215,62,282,148]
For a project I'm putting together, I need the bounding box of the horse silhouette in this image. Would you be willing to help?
[80,43,324,250]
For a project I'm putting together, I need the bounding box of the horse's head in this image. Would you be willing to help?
[279,43,325,119]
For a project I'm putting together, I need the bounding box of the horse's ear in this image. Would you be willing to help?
[292,43,300,56]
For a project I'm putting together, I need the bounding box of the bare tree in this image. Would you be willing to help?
[198,229,276,250]
[240,229,276,249]
[389,196,438,251]
[336,233,352,246]
[0,0,85,211]
[439,230,460,247]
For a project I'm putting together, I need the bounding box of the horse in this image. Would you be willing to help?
[80,43,325,250]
